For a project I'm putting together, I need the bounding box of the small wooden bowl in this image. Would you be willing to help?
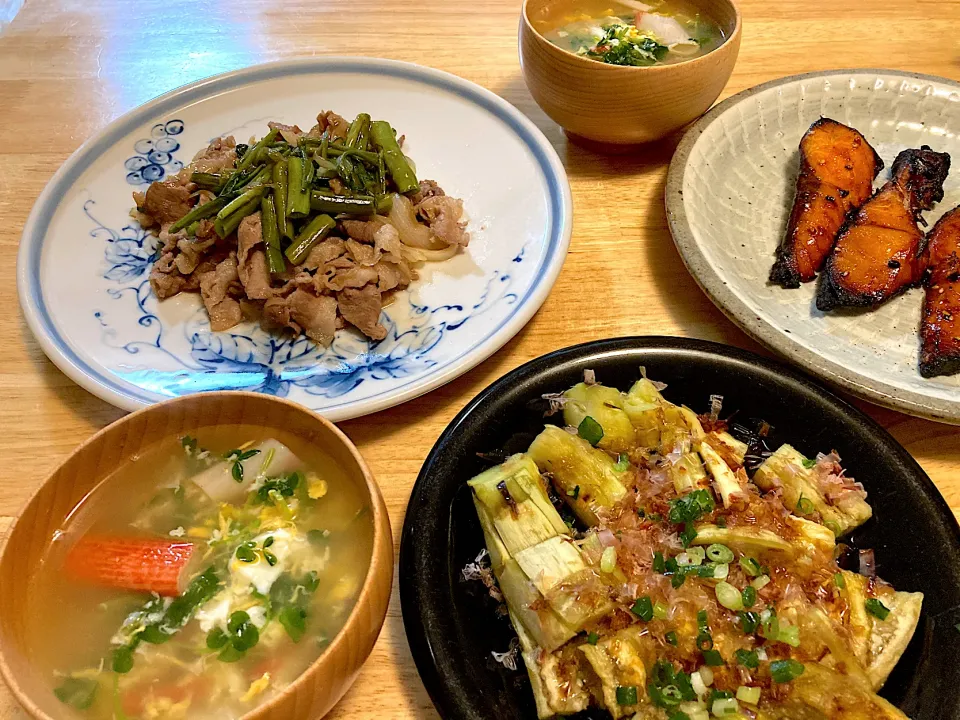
[0,392,393,720]
[520,0,742,144]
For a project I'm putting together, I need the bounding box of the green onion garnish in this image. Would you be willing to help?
[715,581,743,611]
[632,596,654,621]
[802,457,817,469]
[665,630,678,646]
[653,600,669,620]
[567,484,581,500]
[770,659,805,683]
[587,631,599,645]
[668,489,715,524]
[735,648,759,669]
[701,649,724,666]
[614,453,630,471]
[679,522,698,547]
[796,493,815,515]
[577,416,604,446]
[865,598,890,620]
[834,572,846,589]
[737,610,760,634]
[739,557,762,576]
[741,585,757,608]
[706,544,734,564]
[653,551,666,573]
[615,685,638,705]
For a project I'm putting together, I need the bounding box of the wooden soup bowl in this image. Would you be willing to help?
[520,0,742,144]
[0,392,393,720]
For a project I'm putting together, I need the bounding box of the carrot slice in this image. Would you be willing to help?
[64,536,195,597]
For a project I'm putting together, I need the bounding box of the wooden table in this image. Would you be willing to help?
[2,0,960,716]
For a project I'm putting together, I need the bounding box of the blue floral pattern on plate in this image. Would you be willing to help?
[124,119,185,185]
[92,119,522,402]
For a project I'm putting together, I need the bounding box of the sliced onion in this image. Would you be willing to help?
[400,243,459,264]
[388,193,445,249]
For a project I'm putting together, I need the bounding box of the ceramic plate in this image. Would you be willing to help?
[399,337,960,720]
[17,58,571,421]
[666,69,960,423]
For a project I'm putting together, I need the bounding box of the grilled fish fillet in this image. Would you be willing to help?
[770,118,883,288]
[920,206,960,377]
[817,145,950,311]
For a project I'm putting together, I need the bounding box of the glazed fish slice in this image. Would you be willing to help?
[920,206,960,377]
[817,145,951,311]
[770,118,883,288]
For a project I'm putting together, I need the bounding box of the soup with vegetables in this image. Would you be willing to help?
[538,0,725,66]
[28,426,373,720]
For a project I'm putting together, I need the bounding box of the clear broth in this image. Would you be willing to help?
[536,0,725,66]
[26,425,373,720]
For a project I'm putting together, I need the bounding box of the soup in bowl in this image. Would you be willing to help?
[520,0,741,143]
[0,392,392,720]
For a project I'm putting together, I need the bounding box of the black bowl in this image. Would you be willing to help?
[399,337,960,720]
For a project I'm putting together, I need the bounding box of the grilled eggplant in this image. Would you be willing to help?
[920,206,960,377]
[770,118,883,288]
[817,146,950,311]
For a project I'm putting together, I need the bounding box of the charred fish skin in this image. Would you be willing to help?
[816,146,951,312]
[770,118,883,288]
[920,207,960,378]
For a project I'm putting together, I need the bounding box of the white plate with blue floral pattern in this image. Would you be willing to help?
[17,58,572,421]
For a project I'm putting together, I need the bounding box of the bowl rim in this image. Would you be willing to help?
[399,335,960,720]
[0,390,393,720]
[520,0,742,72]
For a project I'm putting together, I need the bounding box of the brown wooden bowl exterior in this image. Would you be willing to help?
[0,392,393,720]
[520,0,742,144]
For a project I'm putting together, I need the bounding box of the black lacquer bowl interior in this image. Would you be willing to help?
[400,337,960,720]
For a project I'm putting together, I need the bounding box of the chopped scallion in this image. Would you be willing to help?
[715,581,743,611]
[706,544,733,564]
[577,416,604,446]
[701,649,724,666]
[735,648,759,669]
[632,596,654,621]
[600,545,617,573]
[616,685,638,705]
[865,598,890,620]
[770,658,805,683]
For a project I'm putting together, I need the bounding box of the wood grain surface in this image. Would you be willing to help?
[2,0,960,717]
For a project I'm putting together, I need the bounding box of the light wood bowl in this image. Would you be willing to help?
[520,0,742,144]
[0,392,393,720]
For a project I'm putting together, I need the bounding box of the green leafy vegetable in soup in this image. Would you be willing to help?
[539,0,724,67]
[32,429,373,720]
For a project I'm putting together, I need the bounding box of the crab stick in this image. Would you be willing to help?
[64,536,195,596]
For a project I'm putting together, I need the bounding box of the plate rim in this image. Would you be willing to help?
[665,67,960,424]
[398,335,959,719]
[16,56,573,421]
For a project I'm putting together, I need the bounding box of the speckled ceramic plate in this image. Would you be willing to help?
[667,69,960,423]
[17,58,571,421]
